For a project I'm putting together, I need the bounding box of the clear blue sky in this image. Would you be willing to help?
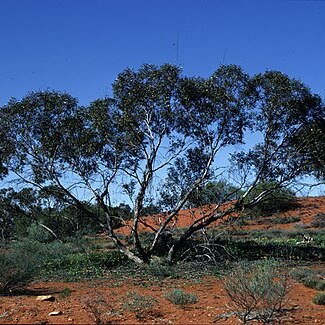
[1,0,324,106]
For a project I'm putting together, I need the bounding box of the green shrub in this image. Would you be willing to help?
[11,239,82,260]
[224,259,290,323]
[0,249,38,293]
[42,253,103,279]
[313,292,325,305]
[0,238,123,290]
[123,291,157,313]
[164,288,198,305]
[99,250,128,267]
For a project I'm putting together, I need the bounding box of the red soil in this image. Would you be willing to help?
[1,197,325,324]
[117,196,325,235]
[0,275,324,324]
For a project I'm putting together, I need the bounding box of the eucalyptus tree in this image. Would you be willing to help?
[0,64,323,263]
[155,70,323,262]
[0,90,145,261]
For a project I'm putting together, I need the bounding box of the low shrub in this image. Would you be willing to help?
[60,287,72,298]
[290,267,325,290]
[317,281,325,291]
[272,216,301,225]
[42,252,104,280]
[123,291,157,314]
[313,292,325,305]
[84,292,117,325]
[0,239,84,291]
[0,249,38,294]
[224,259,290,323]
[0,239,128,291]
[164,288,198,305]
[302,277,321,290]
[26,223,55,243]
[311,213,325,228]
[290,267,315,282]
[145,256,174,278]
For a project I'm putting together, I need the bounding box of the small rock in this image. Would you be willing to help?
[68,317,73,322]
[36,295,55,302]
[48,311,62,316]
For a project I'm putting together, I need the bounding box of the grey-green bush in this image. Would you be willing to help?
[164,288,198,305]
[313,292,325,305]
[224,259,290,323]
[123,291,157,313]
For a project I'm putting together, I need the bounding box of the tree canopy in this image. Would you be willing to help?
[0,64,324,263]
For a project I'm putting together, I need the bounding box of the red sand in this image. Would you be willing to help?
[1,196,325,324]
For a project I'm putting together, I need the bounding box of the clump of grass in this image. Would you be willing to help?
[272,216,301,224]
[123,291,157,314]
[290,267,315,282]
[302,277,325,291]
[310,213,325,228]
[85,292,117,325]
[313,292,325,305]
[290,267,325,290]
[60,287,72,298]
[144,256,174,278]
[164,288,198,306]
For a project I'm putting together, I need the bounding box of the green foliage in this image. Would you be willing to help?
[41,250,127,280]
[243,182,296,217]
[0,65,323,264]
[0,238,123,283]
[164,288,198,305]
[0,239,68,293]
[2,238,127,283]
[291,267,325,291]
[0,251,38,294]
[290,119,325,180]
[313,292,325,305]
[186,181,241,208]
[0,187,38,240]
[26,223,55,243]
[224,259,290,323]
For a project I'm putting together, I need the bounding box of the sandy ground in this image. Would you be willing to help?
[1,196,324,324]
[0,275,324,324]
